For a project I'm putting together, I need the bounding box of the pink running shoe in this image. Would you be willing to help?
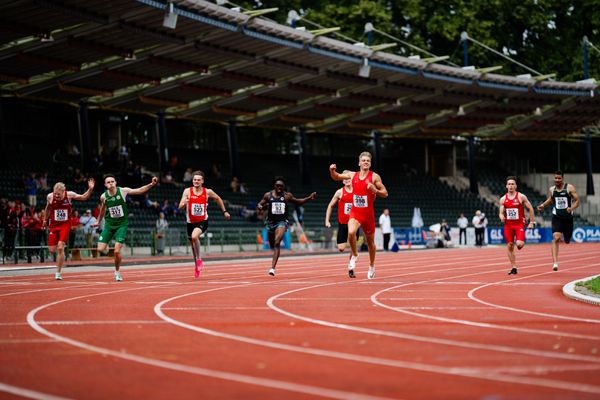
[194,259,204,278]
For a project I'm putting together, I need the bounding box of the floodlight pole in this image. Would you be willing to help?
[461,31,469,67]
[583,36,589,80]
[372,130,382,175]
[584,128,595,195]
[77,101,92,173]
[298,125,311,186]
[227,120,241,180]
[157,111,169,176]
[467,136,478,194]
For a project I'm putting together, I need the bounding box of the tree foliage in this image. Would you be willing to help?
[236,0,600,81]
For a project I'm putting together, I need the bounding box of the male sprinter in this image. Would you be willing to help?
[94,174,157,281]
[499,176,535,275]
[537,171,580,271]
[330,152,388,279]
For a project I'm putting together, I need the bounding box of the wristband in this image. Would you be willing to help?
[222,210,228,214]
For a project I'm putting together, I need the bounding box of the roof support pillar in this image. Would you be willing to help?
[157,111,169,176]
[298,125,311,186]
[0,99,6,169]
[583,36,589,80]
[227,120,241,180]
[77,101,92,173]
[585,129,595,195]
[372,130,382,175]
[461,31,469,67]
[468,136,478,194]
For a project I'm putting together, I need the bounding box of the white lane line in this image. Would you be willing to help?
[0,382,72,400]
[163,307,269,310]
[468,262,600,324]
[26,281,396,400]
[371,256,600,340]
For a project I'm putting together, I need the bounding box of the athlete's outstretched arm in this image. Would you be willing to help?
[288,192,317,206]
[178,188,189,210]
[70,178,96,201]
[329,164,353,181]
[207,189,231,220]
[92,195,106,227]
[568,184,580,213]
[256,192,270,211]
[368,173,388,198]
[125,177,158,196]
[498,196,506,223]
[537,188,554,211]
[520,194,535,228]
[325,189,342,228]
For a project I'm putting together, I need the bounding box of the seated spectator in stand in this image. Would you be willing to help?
[37,172,50,192]
[183,168,193,185]
[160,199,178,217]
[22,207,43,261]
[25,173,38,208]
[230,176,240,192]
[161,171,183,188]
[92,202,102,219]
[142,194,159,210]
[211,163,223,181]
[72,168,85,184]
[239,181,249,195]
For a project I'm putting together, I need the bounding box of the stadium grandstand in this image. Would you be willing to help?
[0,0,599,262]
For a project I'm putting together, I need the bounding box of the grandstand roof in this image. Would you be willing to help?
[1,0,599,139]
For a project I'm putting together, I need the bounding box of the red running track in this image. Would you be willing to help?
[1,243,599,399]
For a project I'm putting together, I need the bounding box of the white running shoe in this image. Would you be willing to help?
[55,272,62,280]
[367,267,375,279]
[553,264,558,271]
[348,255,358,271]
[268,268,276,276]
[115,271,123,282]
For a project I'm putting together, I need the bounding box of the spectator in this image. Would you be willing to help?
[142,194,159,210]
[183,168,193,185]
[25,173,38,207]
[78,209,97,251]
[22,207,43,261]
[160,199,178,217]
[440,219,451,242]
[155,212,168,255]
[230,176,240,192]
[379,208,392,251]
[472,210,486,246]
[72,168,85,185]
[239,181,249,194]
[37,172,50,192]
[211,163,223,181]
[457,213,468,245]
[69,210,80,250]
[92,202,102,219]
[3,201,19,259]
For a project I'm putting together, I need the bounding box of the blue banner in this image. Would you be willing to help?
[488,227,554,244]
[572,227,600,243]
[393,228,426,245]
[261,229,291,249]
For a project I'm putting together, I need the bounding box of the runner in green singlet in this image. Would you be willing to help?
[93,174,158,281]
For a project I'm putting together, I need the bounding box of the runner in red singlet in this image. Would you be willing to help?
[43,178,95,280]
[325,170,357,253]
[499,176,535,275]
[178,170,230,278]
[329,152,388,279]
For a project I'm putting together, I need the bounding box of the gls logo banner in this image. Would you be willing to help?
[573,227,600,243]
[489,228,504,244]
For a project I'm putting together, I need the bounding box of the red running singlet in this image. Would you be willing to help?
[48,193,72,228]
[337,187,353,224]
[187,187,208,223]
[349,171,376,234]
[503,192,526,243]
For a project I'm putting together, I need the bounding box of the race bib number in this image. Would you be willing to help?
[271,203,285,215]
[109,205,124,218]
[54,209,68,222]
[353,195,368,208]
[343,202,352,215]
[506,208,519,220]
[192,203,205,217]
[555,197,568,210]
